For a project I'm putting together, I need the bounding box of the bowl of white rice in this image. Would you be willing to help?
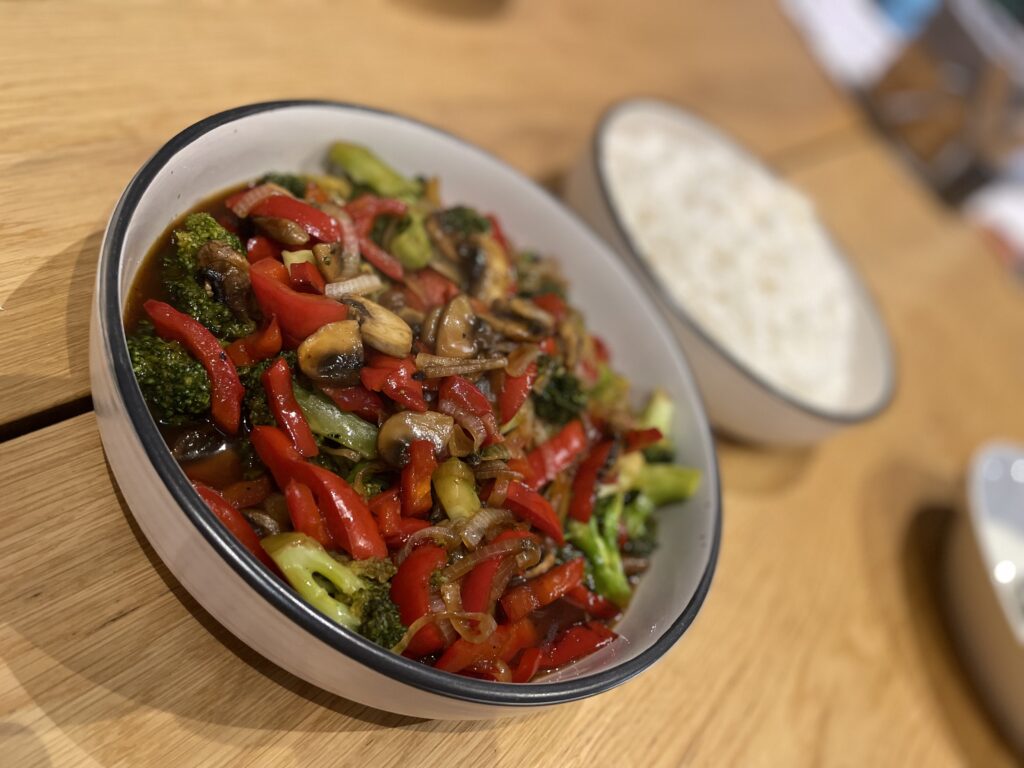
[566,98,895,444]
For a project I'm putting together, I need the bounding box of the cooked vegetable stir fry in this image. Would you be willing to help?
[124,142,700,682]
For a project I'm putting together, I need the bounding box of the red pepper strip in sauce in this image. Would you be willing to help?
[525,419,587,490]
[143,300,244,435]
[489,481,565,545]
[250,259,348,343]
[403,267,460,311]
[434,618,539,674]
[345,195,409,280]
[438,376,502,446]
[225,184,290,218]
[497,360,538,424]
[539,621,617,670]
[568,439,615,523]
[360,352,428,413]
[249,195,342,243]
[284,479,336,549]
[500,558,586,622]
[320,385,386,423]
[194,483,276,569]
[460,530,535,614]
[512,646,543,683]
[390,544,449,658]
[485,213,510,252]
[245,235,282,264]
[563,584,621,621]
[261,357,319,458]
[249,426,386,559]
[370,489,432,549]
[220,476,272,509]
[623,427,663,454]
[401,439,438,517]
[531,293,568,324]
[288,261,326,295]
[226,315,282,367]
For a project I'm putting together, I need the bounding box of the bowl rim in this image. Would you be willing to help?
[592,97,897,426]
[100,99,722,707]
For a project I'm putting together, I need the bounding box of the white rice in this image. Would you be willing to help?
[602,108,859,411]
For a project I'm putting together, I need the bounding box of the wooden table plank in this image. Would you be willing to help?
[0,0,857,428]
[2,131,1020,765]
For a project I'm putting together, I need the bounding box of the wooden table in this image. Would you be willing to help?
[0,2,1018,765]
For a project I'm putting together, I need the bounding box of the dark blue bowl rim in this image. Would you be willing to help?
[101,99,722,708]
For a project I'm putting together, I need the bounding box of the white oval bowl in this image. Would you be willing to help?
[89,101,721,719]
[565,98,896,445]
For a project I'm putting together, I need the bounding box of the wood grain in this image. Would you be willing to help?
[0,0,857,427]
[2,132,1020,766]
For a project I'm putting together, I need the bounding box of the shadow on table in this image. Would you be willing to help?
[861,459,1016,766]
[391,0,509,20]
[714,433,816,495]
[0,229,102,440]
[0,723,53,768]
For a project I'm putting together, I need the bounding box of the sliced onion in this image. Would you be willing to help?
[319,444,361,463]
[391,609,487,655]
[441,581,498,643]
[515,544,542,571]
[335,209,361,278]
[505,343,541,377]
[416,352,508,378]
[447,424,475,458]
[427,255,463,284]
[441,537,537,582]
[473,460,522,483]
[227,182,291,217]
[396,525,462,565]
[325,273,383,300]
[523,545,557,579]
[490,476,511,507]
[456,507,514,549]
[485,554,520,614]
[439,399,487,450]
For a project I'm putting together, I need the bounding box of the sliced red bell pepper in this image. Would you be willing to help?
[358,237,405,281]
[369,488,402,535]
[497,361,538,424]
[525,419,587,489]
[434,618,539,674]
[624,427,663,453]
[181,450,243,487]
[438,376,502,445]
[226,315,282,367]
[390,544,448,658]
[386,518,431,548]
[261,357,319,458]
[194,483,275,569]
[250,259,348,343]
[401,439,437,517]
[539,621,616,670]
[284,479,335,549]
[289,261,326,295]
[404,268,460,311]
[568,439,614,523]
[460,530,534,614]
[143,299,244,434]
[490,481,565,545]
[485,213,510,253]
[320,385,386,424]
[220,476,272,509]
[345,196,408,280]
[246,235,282,264]
[250,195,342,243]
[249,426,385,559]
[531,293,567,324]
[360,352,427,413]
[512,646,543,683]
[500,558,585,622]
[304,180,329,205]
[563,584,621,620]
[592,334,611,363]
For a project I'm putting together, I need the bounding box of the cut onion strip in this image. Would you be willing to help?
[472,460,522,483]
[490,476,511,507]
[416,352,508,378]
[505,343,541,377]
[324,273,383,300]
[441,581,498,643]
[395,525,462,565]
[438,400,488,450]
[391,609,487,655]
[441,536,538,582]
[456,507,514,549]
[228,183,291,218]
[522,545,556,579]
[485,554,520,615]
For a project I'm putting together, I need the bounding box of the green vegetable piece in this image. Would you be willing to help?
[567,493,632,608]
[588,363,629,411]
[433,458,481,521]
[352,581,406,648]
[292,384,379,459]
[532,364,586,425]
[622,492,658,558]
[127,328,210,424]
[435,206,491,237]
[258,172,307,198]
[390,212,433,269]
[327,141,420,198]
[639,389,676,462]
[172,212,243,271]
[635,464,700,507]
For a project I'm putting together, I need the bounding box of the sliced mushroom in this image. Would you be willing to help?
[378,411,455,466]
[313,241,360,283]
[435,294,476,358]
[469,233,510,304]
[426,214,459,262]
[341,295,413,358]
[195,241,253,322]
[477,312,539,342]
[253,216,310,246]
[421,305,443,349]
[298,320,363,386]
[503,298,555,334]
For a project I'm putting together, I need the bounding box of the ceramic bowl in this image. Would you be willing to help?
[90,100,721,719]
[565,98,895,445]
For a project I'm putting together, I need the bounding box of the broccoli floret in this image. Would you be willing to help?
[567,492,632,608]
[638,389,676,463]
[435,206,491,238]
[622,491,658,557]
[238,352,298,428]
[532,355,586,425]
[258,172,307,198]
[262,533,406,649]
[163,213,253,340]
[126,326,210,424]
